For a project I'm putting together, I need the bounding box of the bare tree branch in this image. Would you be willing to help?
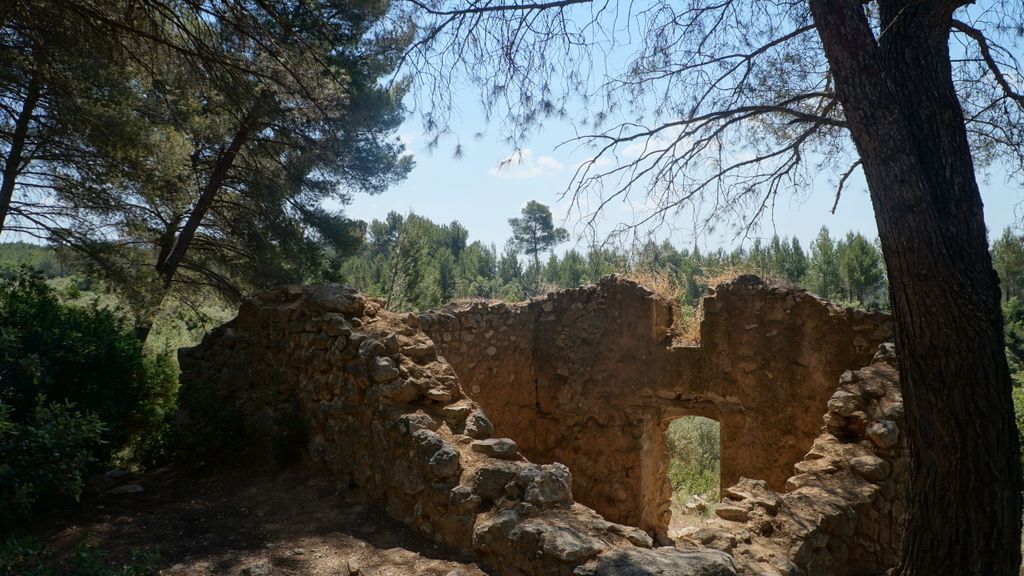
[951,18,1024,106]
[831,159,862,214]
[403,0,592,17]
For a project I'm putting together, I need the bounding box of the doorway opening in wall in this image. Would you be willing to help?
[666,415,721,537]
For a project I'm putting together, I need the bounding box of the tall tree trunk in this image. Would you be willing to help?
[810,1,1022,574]
[386,223,406,310]
[144,110,257,343]
[533,251,541,291]
[156,110,258,287]
[131,281,170,344]
[0,73,41,237]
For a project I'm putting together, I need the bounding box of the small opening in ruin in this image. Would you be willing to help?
[666,415,721,537]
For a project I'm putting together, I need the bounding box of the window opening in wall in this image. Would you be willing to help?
[666,415,721,537]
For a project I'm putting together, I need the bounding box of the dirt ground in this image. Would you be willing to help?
[30,464,489,576]
[666,501,713,540]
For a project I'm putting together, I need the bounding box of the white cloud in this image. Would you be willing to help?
[488,149,564,179]
[621,140,657,160]
[618,125,699,161]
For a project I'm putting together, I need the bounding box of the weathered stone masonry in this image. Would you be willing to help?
[178,277,909,575]
[418,276,893,538]
[178,284,737,576]
[684,344,908,575]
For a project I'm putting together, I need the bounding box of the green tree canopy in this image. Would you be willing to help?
[993,228,1024,302]
[1,0,413,339]
[508,201,568,289]
[807,227,842,301]
[840,232,885,305]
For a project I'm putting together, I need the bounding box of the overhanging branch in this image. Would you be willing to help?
[403,0,591,17]
[951,19,1024,107]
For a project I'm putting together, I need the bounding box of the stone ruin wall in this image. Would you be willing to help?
[684,344,909,575]
[178,285,737,576]
[178,277,909,575]
[418,276,894,538]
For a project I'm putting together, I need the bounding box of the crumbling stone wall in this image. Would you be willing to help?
[681,344,908,575]
[418,276,893,537]
[178,285,737,576]
[178,279,909,575]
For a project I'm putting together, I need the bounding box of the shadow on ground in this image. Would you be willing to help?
[34,464,488,576]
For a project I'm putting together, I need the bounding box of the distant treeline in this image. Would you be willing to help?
[336,210,890,311]
[11,217,1024,315]
[0,242,77,279]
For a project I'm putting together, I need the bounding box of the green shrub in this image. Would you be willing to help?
[0,535,52,576]
[117,350,179,467]
[666,416,720,506]
[0,269,178,467]
[1004,299,1024,387]
[0,398,104,529]
[0,536,160,576]
[0,269,179,528]
[1013,387,1024,468]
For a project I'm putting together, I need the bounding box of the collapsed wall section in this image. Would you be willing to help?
[177,285,737,576]
[418,276,893,537]
[682,344,908,575]
[417,277,694,536]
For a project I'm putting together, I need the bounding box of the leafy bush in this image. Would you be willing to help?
[1004,298,1024,388]
[0,536,160,576]
[0,269,178,466]
[118,350,179,467]
[1013,387,1024,467]
[0,534,51,576]
[0,269,179,528]
[666,416,720,506]
[0,398,104,529]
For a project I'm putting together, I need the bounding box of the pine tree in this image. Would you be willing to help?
[993,228,1024,302]
[840,233,885,304]
[807,227,842,300]
[508,201,568,291]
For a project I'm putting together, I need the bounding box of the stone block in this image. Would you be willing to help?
[470,438,519,460]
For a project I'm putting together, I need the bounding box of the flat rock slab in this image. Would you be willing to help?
[470,438,519,459]
[714,503,750,522]
[573,548,737,576]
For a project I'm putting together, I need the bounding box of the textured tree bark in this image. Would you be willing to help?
[0,72,41,237]
[809,1,1022,573]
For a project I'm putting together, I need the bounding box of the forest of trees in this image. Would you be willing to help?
[34,200,1024,319]
[336,205,889,313]
[22,208,1024,318]
[1,0,411,342]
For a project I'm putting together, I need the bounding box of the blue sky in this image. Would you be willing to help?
[343,1,1023,256]
[344,105,1024,255]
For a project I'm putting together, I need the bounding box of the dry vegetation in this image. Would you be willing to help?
[626,263,796,345]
